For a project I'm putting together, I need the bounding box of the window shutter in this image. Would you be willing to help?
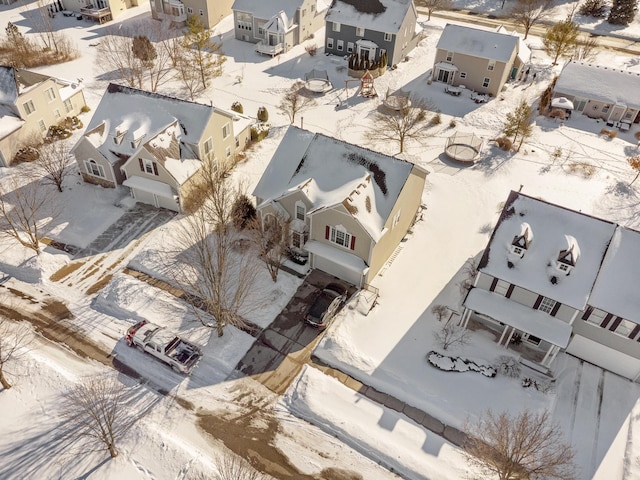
[532,295,543,309]
[600,313,613,329]
[629,324,640,340]
[550,302,561,317]
[581,306,594,320]
[325,226,330,240]
[350,235,356,250]
[139,158,144,172]
[505,284,515,298]
[489,277,498,292]
[152,162,158,176]
[609,317,622,332]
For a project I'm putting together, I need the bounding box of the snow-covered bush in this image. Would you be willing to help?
[231,101,243,114]
[427,351,496,378]
[257,106,269,122]
[494,355,521,378]
[251,123,270,142]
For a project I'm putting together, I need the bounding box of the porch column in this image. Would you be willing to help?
[503,327,515,348]
[546,345,561,366]
[459,308,471,328]
[541,344,556,367]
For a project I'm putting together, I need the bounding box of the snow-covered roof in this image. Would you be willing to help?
[464,288,572,348]
[253,126,417,242]
[0,104,23,140]
[58,81,84,102]
[479,191,616,311]
[232,0,305,21]
[305,240,368,273]
[554,61,640,110]
[0,67,18,106]
[589,227,640,322]
[264,10,291,32]
[325,0,413,33]
[494,25,531,64]
[436,24,519,63]
[81,84,212,182]
[123,176,174,198]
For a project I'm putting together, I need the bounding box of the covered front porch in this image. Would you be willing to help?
[256,11,287,56]
[461,288,572,372]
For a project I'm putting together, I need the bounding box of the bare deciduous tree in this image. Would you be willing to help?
[423,0,452,20]
[511,0,554,39]
[0,318,32,390]
[366,96,431,153]
[176,53,205,101]
[0,177,59,253]
[573,36,599,62]
[464,409,577,480]
[252,212,290,283]
[215,450,267,480]
[431,304,450,322]
[61,375,137,458]
[35,141,73,192]
[97,28,143,88]
[629,155,640,185]
[433,321,468,350]
[169,161,261,337]
[278,81,317,124]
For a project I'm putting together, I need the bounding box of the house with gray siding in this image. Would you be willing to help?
[461,190,640,381]
[232,0,328,55]
[324,0,420,67]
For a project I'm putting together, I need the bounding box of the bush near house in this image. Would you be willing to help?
[251,124,270,142]
[427,351,497,378]
[231,101,243,114]
[495,136,513,151]
[257,106,269,123]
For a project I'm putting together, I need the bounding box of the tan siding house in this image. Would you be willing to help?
[150,0,232,28]
[253,126,427,288]
[433,24,528,97]
[0,67,87,167]
[72,84,252,212]
[461,190,640,381]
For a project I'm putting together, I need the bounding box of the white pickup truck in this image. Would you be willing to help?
[125,320,202,374]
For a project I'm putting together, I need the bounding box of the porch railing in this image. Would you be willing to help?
[256,41,284,56]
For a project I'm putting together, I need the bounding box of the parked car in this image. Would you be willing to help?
[305,284,347,329]
[125,319,202,374]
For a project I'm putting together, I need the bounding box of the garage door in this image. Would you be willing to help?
[156,193,180,211]
[566,335,640,380]
[132,188,155,207]
[312,254,362,287]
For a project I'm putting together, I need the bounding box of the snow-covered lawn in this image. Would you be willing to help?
[0,2,640,479]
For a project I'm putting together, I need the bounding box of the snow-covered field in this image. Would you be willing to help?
[1,1,640,479]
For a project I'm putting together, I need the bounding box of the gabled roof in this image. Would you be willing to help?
[589,226,640,322]
[554,61,640,110]
[79,84,212,175]
[232,0,305,21]
[436,24,519,63]
[478,191,616,310]
[326,0,414,33]
[253,126,419,242]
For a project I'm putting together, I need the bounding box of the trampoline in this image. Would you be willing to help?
[304,69,332,93]
[445,132,483,162]
[382,87,410,110]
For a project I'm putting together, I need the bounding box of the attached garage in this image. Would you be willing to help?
[123,176,180,212]
[566,335,640,381]
[305,240,367,287]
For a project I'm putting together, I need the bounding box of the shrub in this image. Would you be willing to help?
[181,179,208,214]
[47,124,72,141]
[430,113,442,125]
[495,136,513,151]
[250,124,270,142]
[549,108,566,120]
[305,42,317,56]
[449,119,457,128]
[608,130,618,139]
[13,146,39,163]
[231,101,243,114]
[608,0,636,25]
[601,127,610,135]
[635,131,640,141]
[494,355,521,378]
[230,194,257,230]
[579,0,608,17]
[80,105,91,113]
[257,106,269,123]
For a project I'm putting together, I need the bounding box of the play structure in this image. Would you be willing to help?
[304,69,332,93]
[444,132,483,163]
[360,70,377,98]
[382,87,410,110]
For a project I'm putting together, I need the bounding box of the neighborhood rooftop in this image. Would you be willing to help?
[478,190,617,311]
[554,61,640,109]
[326,0,412,32]
[436,24,519,63]
[253,126,415,241]
[232,0,327,21]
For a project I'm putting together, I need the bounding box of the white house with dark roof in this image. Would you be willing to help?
[461,190,640,380]
[433,24,528,97]
[324,0,420,67]
[72,84,251,212]
[253,126,427,287]
[232,0,328,55]
[553,61,640,125]
[0,66,86,167]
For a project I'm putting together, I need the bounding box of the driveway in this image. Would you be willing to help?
[231,269,357,394]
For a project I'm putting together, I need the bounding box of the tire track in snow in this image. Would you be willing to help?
[590,369,606,475]
[568,359,584,444]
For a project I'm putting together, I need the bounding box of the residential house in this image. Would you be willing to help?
[72,84,251,212]
[324,0,420,67]
[232,0,328,56]
[253,126,428,287]
[461,190,640,381]
[0,66,86,167]
[433,24,529,97]
[553,61,640,125]
[150,0,232,28]
[62,0,148,22]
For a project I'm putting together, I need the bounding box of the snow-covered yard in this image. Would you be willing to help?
[0,1,640,479]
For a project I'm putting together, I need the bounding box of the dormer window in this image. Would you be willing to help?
[556,235,579,275]
[510,222,532,258]
[113,129,127,145]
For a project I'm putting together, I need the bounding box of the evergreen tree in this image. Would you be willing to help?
[183,15,226,89]
[503,101,534,152]
[257,106,269,122]
[543,18,579,65]
[608,0,637,25]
